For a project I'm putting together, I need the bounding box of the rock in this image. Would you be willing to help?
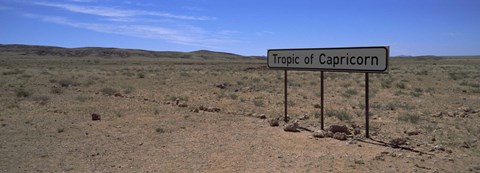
[458,106,473,113]
[269,118,279,127]
[313,130,327,138]
[284,120,299,132]
[347,139,357,145]
[328,124,351,135]
[431,111,448,117]
[114,93,123,97]
[205,107,221,112]
[326,131,334,137]
[458,111,468,118]
[199,106,205,111]
[433,145,446,151]
[405,129,421,136]
[258,114,267,119]
[91,113,101,121]
[389,137,408,148]
[353,128,361,135]
[313,104,321,108]
[461,140,477,148]
[333,132,347,140]
[215,83,230,89]
[193,108,199,113]
[298,114,309,120]
[175,98,180,105]
[178,103,188,108]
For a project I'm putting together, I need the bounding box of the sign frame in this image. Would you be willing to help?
[267,46,390,138]
[267,46,389,73]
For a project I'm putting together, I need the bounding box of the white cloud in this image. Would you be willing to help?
[23,13,236,48]
[255,31,274,36]
[34,2,216,20]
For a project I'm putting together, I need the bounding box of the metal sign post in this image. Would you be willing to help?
[284,70,288,123]
[365,73,370,138]
[320,71,324,130]
[267,46,388,138]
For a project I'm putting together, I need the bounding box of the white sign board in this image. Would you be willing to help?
[268,46,389,72]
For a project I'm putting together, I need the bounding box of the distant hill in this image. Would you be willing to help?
[0,44,264,60]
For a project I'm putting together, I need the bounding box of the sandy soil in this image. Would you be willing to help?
[1,56,480,172]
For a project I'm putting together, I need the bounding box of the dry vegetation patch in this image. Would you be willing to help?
[0,56,479,172]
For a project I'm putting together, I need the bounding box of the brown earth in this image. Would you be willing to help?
[1,51,480,172]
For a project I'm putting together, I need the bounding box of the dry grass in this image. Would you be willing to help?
[0,55,480,172]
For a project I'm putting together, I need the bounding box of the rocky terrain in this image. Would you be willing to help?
[0,45,479,172]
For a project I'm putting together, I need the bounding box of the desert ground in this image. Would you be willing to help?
[1,48,480,172]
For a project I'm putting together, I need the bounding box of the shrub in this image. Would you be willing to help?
[137,72,146,78]
[342,88,358,98]
[3,69,24,75]
[396,82,406,89]
[229,94,238,100]
[354,159,365,165]
[327,109,352,121]
[124,86,134,94]
[33,95,50,105]
[398,113,421,124]
[156,127,165,133]
[58,79,78,88]
[169,96,188,101]
[51,87,63,94]
[15,88,30,98]
[114,111,123,117]
[381,78,393,88]
[100,87,117,96]
[411,91,422,97]
[76,96,90,102]
[253,99,265,107]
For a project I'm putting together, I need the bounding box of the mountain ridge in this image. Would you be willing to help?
[0,44,264,60]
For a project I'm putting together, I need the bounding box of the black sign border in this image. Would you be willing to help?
[267,46,389,73]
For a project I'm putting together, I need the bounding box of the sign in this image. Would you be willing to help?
[267,46,389,72]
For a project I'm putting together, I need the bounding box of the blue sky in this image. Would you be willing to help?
[0,0,479,56]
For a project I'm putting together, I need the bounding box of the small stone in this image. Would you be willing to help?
[346,139,357,144]
[390,137,408,147]
[326,131,334,138]
[91,113,101,121]
[175,98,180,105]
[205,107,220,112]
[459,106,472,113]
[328,124,351,135]
[313,130,327,138]
[198,106,205,110]
[193,108,199,113]
[313,104,321,108]
[353,128,361,135]
[284,120,299,132]
[298,114,309,120]
[333,132,347,140]
[269,118,279,127]
[178,103,188,108]
[258,114,267,119]
[434,145,446,151]
[406,129,421,136]
[114,93,123,97]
